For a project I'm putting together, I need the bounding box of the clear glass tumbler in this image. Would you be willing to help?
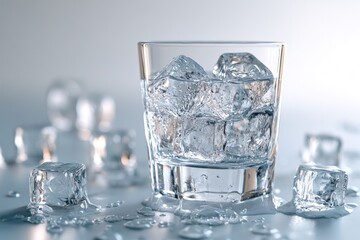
[138,42,285,202]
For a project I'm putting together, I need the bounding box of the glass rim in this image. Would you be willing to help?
[138,41,285,46]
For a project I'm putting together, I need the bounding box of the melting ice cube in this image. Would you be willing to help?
[302,134,342,166]
[29,162,87,207]
[213,52,273,80]
[293,164,347,211]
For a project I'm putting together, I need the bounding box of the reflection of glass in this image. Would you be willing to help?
[15,125,57,163]
[46,79,84,131]
[138,42,285,202]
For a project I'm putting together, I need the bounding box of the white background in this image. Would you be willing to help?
[1,0,360,172]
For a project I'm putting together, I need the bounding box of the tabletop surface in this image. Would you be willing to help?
[1,110,360,240]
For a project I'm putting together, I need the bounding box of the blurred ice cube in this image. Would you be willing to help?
[76,94,116,139]
[293,164,347,211]
[29,162,87,207]
[146,55,208,116]
[15,126,57,163]
[302,134,342,166]
[181,117,225,160]
[225,112,273,158]
[0,147,5,167]
[213,52,273,80]
[47,79,84,131]
[91,130,136,173]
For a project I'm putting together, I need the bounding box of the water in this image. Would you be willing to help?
[122,213,139,220]
[142,53,279,201]
[249,223,279,235]
[106,200,125,208]
[104,215,121,223]
[137,207,156,217]
[124,218,155,230]
[178,225,212,239]
[6,190,20,198]
[46,223,64,234]
[158,221,173,228]
[302,134,342,166]
[46,79,83,131]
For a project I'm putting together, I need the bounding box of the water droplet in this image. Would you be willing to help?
[92,218,103,224]
[137,207,155,216]
[104,215,121,223]
[200,174,208,180]
[159,213,166,217]
[240,208,247,215]
[158,221,173,228]
[178,225,212,239]
[46,224,64,234]
[123,213,139,220]
[6,190,20,198]
[249,223,279,235]
[124,218,154,230]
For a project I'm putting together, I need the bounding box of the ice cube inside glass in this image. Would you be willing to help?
[139,42,284,202]
[293,164,348,211]
[29,162,87,207]
[302,134,342,166]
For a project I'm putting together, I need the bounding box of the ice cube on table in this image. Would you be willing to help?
[146,55,208,116]
[76,94,116,137]
[302,134,342,166]
[15,126,57,163]
[91,130,136,173]
[293,164,348,211]
[46,79,84,131]
[213,52,273,80]
[30,162,87,207]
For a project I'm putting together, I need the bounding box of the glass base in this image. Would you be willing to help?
[151,159,275,202]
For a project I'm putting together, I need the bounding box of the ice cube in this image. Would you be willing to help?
[76,94,116,138]
[47,79,84,131]
[293,164,348,211]
[224,112,273,159]
[146,55,208,116]
[193,80,274,120]
[15,126,57,163]
[146,111,182,158]
[213,52,273,80]
[181,117,225,160]
[91,130,136,173]
[29,162,87,207]
[302,134,342,166]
